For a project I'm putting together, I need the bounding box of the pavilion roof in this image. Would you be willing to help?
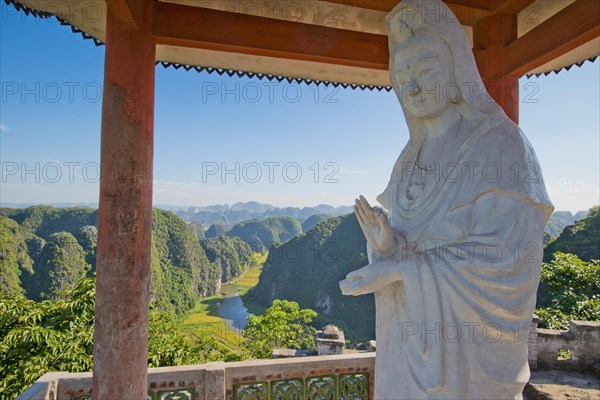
[8,0,600,89]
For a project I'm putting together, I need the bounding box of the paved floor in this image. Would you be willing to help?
[524,370,600,400]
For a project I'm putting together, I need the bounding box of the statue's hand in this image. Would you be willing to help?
[354,195,396,256]
[339,262,401,296]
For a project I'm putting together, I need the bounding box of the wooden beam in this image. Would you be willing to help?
[325,0,492,25]
[474,12,519,123]
[326,0,508,12]
[505,0,600,77]
[445,0,506,11]
[322,0,399,12]
[152,1,389,70]
[493,0,536,14]
[105,0,142,29]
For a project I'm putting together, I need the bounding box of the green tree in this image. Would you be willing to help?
[0,278,95,399]
[0,278,237,398]
[242,300,317,359]
[147,311,236,367]
[536,252,600,329]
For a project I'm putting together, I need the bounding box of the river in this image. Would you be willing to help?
[217,283,252,332]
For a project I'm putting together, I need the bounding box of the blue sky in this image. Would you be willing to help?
[1,3,598,212]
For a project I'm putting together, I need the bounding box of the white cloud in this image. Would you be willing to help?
[547,178,600,213]
[0,123,9,132]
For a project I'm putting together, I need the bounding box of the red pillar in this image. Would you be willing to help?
[474,12,519,124]
[92,2,155,399]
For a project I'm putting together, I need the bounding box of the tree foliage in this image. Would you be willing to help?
[536,252,600,329]
[0,278,236,399]
[147,310,237,367]
[0,278,95,399]
[242,299,317,359]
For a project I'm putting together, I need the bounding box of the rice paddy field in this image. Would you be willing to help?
[179,261,265,351]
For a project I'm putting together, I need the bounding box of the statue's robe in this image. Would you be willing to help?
[372,116,553,400]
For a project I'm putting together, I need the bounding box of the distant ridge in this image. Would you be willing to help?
[172,202,353,226]
[0,202,98,209]
[0,202,587,240]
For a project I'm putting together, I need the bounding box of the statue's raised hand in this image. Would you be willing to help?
[340,261,402,296]
[354,195,396,256]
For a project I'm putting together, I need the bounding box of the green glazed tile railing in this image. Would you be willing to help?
[271,378,304,400]
[72,388,193,400]
[234,381,269,400]
[339,374,369,400]
[234,373,368,400]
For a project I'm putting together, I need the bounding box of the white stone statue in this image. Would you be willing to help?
[339,1,554,399]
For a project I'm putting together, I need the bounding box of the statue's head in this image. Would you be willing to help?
[387,0,503,124]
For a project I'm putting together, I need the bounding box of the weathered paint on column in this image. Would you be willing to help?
[92,1,155,399]
[474,12,519,124]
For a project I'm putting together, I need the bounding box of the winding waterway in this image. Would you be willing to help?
[217,283,252,331]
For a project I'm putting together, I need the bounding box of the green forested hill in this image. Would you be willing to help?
[246,207,600,342]
[545,211,578,238]
[544,206,600,262]
[150,209,219,314]
[301,214,329,233]
[205,222,229,239]
[0,206,97,240]
[245,214,375,341]
[22,232,90,301]
[0,206,223,316]
[0,216,33,297]
[174,202,353,226]
[227,216,302,252]
[200,236,254,283]
[544,210,588,243]
[189,221,205,241]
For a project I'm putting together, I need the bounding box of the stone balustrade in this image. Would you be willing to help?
[17,353,375,400]
[16,320,600,400]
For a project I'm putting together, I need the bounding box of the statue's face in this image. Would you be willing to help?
[391,45,455,119]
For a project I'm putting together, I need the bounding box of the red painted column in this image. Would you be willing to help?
[92,2,155,399]
[474,12,520,124]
